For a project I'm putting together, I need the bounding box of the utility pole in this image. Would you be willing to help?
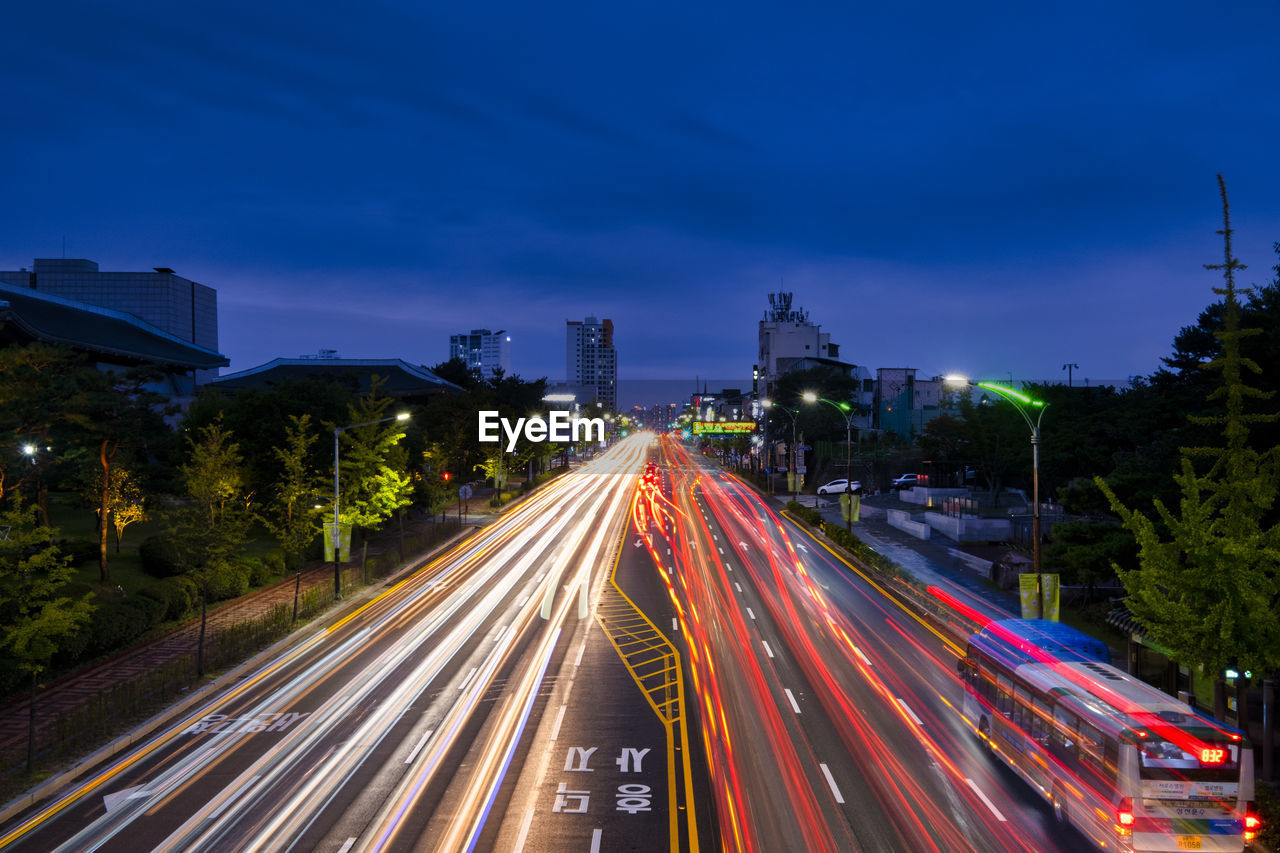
[1062,363,1079,387]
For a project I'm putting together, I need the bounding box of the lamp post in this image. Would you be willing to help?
[332,411,410,600]
[945,376,1049,615]
[766,400,800,501]
[803,391,855,531]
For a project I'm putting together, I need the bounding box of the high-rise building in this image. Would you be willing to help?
[0,258,220,384]
[449,328,511,377]
[566,316,617,411]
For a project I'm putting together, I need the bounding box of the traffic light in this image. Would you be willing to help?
[443,472,451,482]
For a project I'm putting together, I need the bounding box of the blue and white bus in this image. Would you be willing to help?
[958,619,1261,852]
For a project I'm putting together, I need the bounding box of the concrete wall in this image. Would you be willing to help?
[924,512,1012,543]
[887,508,931,540]
[898,487,968,506]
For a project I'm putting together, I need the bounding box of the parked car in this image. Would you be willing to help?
[817,479,862,495]
[891,473,919,489]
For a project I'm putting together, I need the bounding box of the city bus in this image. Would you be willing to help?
[958,619,1261,852]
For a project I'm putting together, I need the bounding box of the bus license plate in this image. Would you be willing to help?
[1176,837,1202,850]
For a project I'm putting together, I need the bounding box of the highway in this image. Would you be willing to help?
[1,430,1099,852]
[648,436,1087,852]
[1,435,706,853]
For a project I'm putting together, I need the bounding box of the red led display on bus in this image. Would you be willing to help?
[1200,747,1226,764]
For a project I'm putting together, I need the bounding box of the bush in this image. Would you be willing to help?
[86,600,157,655]
[1254,779,1280,851]
[244,557,274,587]
[201,563,249,602]
[139,576,197,621]
[139,536,184,577]
[57,538,100,567]
[785,500,823,527]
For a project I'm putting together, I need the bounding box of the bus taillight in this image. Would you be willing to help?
[1116,797,1135,833]
[1244,802,1261,841]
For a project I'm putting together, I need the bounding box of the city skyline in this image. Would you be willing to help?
[3,1,1278,386]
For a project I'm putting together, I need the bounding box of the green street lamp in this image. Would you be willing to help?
[946,375,1049,615]
[332,411,410,600]
[803,391,856,531]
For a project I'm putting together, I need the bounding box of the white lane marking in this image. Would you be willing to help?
[747,607,756,620]
[512,808,535,852]
[726,564,733,572]
[337,838,358,853]
[672,618,679,632]
[458,667,478,691]
[667,548,672,555]
[590,827,603,852]
[761,640,775,658]
[713,534,718,541]
[494,625,505,641]
[820,763,845,804]
[734,582,742,593]
[965,778,1008,821]
[718,547,724,554]
[895,697,923,727]
[853,646,872,667]
[575,643,586,667]
[785,689,801,714]
[517,595,528,607]
[405,728,435,764]
[550,704,567,741]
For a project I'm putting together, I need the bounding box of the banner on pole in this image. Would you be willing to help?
[1018,574,1041,619]
[324,522,352,562]
[1017,573,1060,621]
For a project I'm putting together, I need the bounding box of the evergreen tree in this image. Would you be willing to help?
[1097,176,1280,680]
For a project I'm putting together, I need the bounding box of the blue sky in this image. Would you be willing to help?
[4,1,1278,398]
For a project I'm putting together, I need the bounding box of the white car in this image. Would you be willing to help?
[816,479,861,495]
[891,473,919,489]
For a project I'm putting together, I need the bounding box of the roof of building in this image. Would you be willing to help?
[0,281,229,370]
[206,358,463,396]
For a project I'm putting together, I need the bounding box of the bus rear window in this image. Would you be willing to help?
[1139,740,1239,779]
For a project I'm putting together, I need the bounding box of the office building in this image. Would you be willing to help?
[566,316,617,411]
[448,328,511,377]
[0,258,220,384]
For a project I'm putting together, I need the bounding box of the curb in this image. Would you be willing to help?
[0,527,476,829]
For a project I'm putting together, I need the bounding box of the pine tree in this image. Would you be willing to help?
[1097,175,1280,682]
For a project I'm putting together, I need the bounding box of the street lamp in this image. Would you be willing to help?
[332,411,410,599]
[945,376,1049,616]
[766,400,801,501]
[803,391,856,531]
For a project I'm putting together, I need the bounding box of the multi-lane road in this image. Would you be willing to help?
[1,433,1092,852]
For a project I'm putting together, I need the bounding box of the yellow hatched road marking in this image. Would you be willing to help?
[596,529,700,853]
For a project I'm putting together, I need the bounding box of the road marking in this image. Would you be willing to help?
[853,646,872,667]
[517,595,528,607]
[672,618,679,632]
[746,607,756,620]
[785,689,801,714]
[550,704,567,741]
[575,643,586,667]
[405,728,435,764]
[590,828,603,852]
[820,764,845,804]
[667,548,672,555]
[965,778,1008,821]
[895,697,923,727]
[458,667,478,690]
[337,838,358,853]
[734,582,742,593]
[494,625,505,641]
[726,564,732,572]
[713,534,718,541]
[718,547,724,554]
[761,640,775,658]
[512,808,535,852]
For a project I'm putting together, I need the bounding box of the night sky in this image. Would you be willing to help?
[4,1,1278,404]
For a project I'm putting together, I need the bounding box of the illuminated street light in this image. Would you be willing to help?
[333,411,411,600]
[803,391,856,531]
[946,375,1050,616]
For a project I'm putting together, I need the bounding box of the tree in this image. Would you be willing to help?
[265,415,324,572]
[176,417,255,574]
[94,466,148,553]
[0,493,95,770]
[335,383,412,534]
[1097,176,1280,691]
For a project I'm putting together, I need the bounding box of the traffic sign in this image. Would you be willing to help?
[458,485,473,500]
